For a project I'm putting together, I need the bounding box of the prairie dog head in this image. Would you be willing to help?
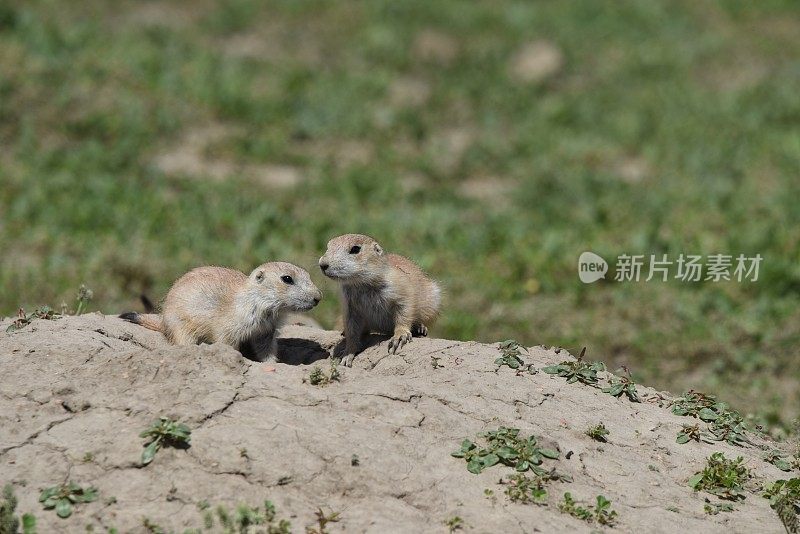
[319,234,387,284]
[247,262,323,312]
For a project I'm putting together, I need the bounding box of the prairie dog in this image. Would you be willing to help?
[120,262,322,362]
[319,234,441,366]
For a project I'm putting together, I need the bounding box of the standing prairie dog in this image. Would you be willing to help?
[120,262,322,362]
[319,234,441,366]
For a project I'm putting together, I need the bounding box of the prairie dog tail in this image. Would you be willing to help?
[119,312,163,332]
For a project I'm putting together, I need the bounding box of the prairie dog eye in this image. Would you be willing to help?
[281,275,294,285]
[349,245,361,254]
[256,271,265,282]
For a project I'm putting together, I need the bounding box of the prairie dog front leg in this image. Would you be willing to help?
[388,305,414,354]
[251,333,278,363]
[342,312,365,367]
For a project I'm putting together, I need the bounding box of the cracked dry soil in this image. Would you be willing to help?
[0,314,789,533]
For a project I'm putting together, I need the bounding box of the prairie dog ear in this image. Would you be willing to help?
[374,243,383,255]
[255,270,265,282]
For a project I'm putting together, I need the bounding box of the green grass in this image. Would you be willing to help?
[1,0,799,426]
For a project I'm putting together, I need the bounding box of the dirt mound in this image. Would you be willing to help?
[0,314,790,533]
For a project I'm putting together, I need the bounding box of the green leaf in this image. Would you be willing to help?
[467,459,483,474]
[142,440,159,465]
[482,453,500,468]
[539,448,560,459]
[698,408,718,421]
[76,487,98,503]
[55,498,73,518]
[39,488,58,501]
[688,474,704,489]
[495,446,518,460]
[516,460,529,472]
[676,433,690,444]
[22,513,37,534]
[541,366,560,374]
[773,459,791,472]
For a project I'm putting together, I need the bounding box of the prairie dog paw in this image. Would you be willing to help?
[388,328,413,354]
[342,354,355,367]
[412,324,428,337]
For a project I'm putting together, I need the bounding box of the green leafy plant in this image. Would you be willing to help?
[671,391,751,447]
[602,368,640,402]
[305,508,340,534]
[704,499,735,515]
[707,411,751,447]
[494,340,537,374]
[503,474,548,505]
[671,391,727,421]
[6,306,61,333]
[688,453,751,501]
[495,340,525,369]
[542,348,605,385]
[762,478,799,533]
[452,427,560,475]
[75,285,93,315]
[306,363,340,386]
[1,484,36,534]
[676,423,713,445]
[207,500,291,534]
[39,482,98,519]
[558,493,617,526]
[764,450,799,473]
[586,423,610,442]
[444,516,464,532]
[431,355,443,369]
[140,417,191,465]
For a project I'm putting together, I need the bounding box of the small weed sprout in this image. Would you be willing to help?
[6,306,61,333]
[2,484,36,534]
[542,348,605,385]
[305,508,340,534]
[209,500,291,534]
[351,454,360,466]
[431,355,443,369]
[688,452,752,500]
[75,284,93,315]
[494,340,537,374]
[39,482,98,518]
[140,417,191,465]
[602,367,640,402]
[763,478,800,533]
[671,390,751,447]
[306,363,340,386]
[444,516,464,532]
[586,423,610,442]
[704,499,735,515]
[671,390,727,421]
[676,423,713,445]
[558,493,617,526]
[452,427,560,475]
[503,473,548,505]
[763,450,797,472]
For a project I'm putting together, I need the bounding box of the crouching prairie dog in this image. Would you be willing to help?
[120,262,322,362]
[319,234,441,366]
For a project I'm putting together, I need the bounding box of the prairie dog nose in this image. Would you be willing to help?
[320,262,329,272]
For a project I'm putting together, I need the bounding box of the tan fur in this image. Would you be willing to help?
[319,234,441,366]
[120,262,322,362]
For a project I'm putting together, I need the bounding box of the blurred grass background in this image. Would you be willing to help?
[1,0,798,428]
